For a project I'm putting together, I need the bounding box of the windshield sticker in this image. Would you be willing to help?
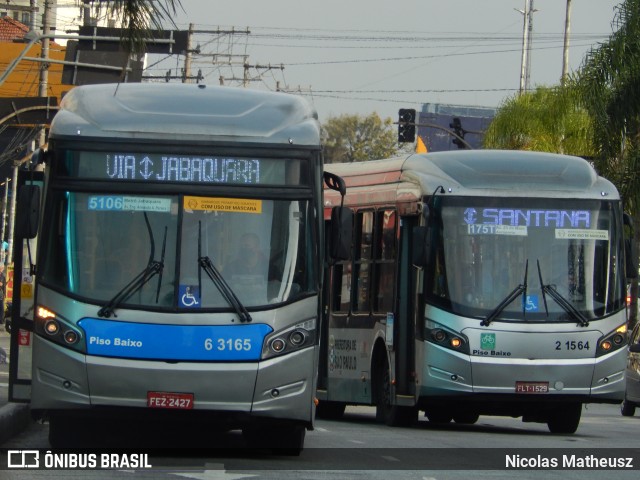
[184,196,262,214]
[463,208,590,228]
[523,295,539,312]
[87,196,171,212]
[474,332,512,357]
[179,285,201,308]
[480,333,496,350]
[467,224,528,236]
[555,229,609,241]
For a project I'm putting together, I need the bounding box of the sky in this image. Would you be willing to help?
[156,0,623,123]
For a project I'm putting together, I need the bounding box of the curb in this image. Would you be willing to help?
[0,404,32,445]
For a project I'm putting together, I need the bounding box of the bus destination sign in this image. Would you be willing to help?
[108,154,259,183]
[73,152,297,186]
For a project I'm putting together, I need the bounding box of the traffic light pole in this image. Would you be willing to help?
[395,121,473,149]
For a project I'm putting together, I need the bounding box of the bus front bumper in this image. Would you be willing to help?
[31,335,316,425]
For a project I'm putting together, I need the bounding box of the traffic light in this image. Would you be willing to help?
[398,108,416,143]
[449,117,466,149]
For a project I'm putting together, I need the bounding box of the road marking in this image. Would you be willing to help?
[170,470,257,480]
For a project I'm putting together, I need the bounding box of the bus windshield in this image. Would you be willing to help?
[40,192,316,311]
[425,197,626,322]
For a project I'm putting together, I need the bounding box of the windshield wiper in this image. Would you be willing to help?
[536,260,589,327]
[98,213,166,318]
[197,221,252,323]
[481,260,528,327]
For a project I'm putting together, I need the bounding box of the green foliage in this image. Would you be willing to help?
[575,0,640,207]
[321,113,404,163]
[574,0,640,329]
[95,0,182,55]
[483,85,595,157]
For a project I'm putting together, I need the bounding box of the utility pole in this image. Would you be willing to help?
[243,63,284,87]
[184,23,194,83]
[561,0,572,85]
[517,0,537,94]
[7,1,51,265]
[83,0,92,26]
[525,0,535,91]
[38,0,51,148]
[1,179,9,266]
[29,0,38,30]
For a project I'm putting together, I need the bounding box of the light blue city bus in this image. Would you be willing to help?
[9,82,348,452]
[317,150,635,434]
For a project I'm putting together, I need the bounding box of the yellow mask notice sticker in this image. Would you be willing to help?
[184,196,262,214]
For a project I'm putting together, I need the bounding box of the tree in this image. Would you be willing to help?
[93,0,182,55]
[575,0,640,330]
[483,84,594,156]
[322,113,405,164]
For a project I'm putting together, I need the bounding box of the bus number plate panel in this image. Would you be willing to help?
[147,391,194,409]
[515,381,549,394]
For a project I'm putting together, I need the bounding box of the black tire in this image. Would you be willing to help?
[48,414,80,448]
[374,355,417,427]
[453,412,480,425]
[243,425,306,456]
[316,401,346,420]
[547,403,582,434]
[425,409,453,424]
[621,398,636,417]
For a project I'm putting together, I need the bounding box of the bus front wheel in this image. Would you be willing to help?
[621,398,636,417]
[547,403,582,434]
[452,411,480,424]
[243,425,305,455]
[316,401,346,420]
[374,355,417,427]
[424,408,453,424]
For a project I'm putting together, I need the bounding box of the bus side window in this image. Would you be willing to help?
[331,262,352,313]
[374,209,397,312]
[328,212,353,314]
[353,211,373,313]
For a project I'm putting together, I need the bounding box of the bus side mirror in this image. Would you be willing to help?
[323,171,346,197]
[623,213,638,279]
[412,226,429,268]
[15,185,40,239]
[330,206,352,261]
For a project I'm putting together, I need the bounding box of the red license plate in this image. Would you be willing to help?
[515,381,549,394]
[147,391,194,409]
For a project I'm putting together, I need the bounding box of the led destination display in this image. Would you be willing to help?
[67,152,303,186]
[463,208,591,228]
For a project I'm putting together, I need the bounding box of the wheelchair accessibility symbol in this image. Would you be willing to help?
[523,294,539,312]
[179,285,201,308]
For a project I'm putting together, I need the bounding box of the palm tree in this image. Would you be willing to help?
[94,0,183,55]
[482,84,594,157]
[575,0,640,329]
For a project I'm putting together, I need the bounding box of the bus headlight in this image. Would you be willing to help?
[35,305,85,352]
[262,318,316,360]
[425,321,470,354]
[596,324,627,357]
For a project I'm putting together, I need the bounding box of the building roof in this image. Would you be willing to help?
[0,16,28,42]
